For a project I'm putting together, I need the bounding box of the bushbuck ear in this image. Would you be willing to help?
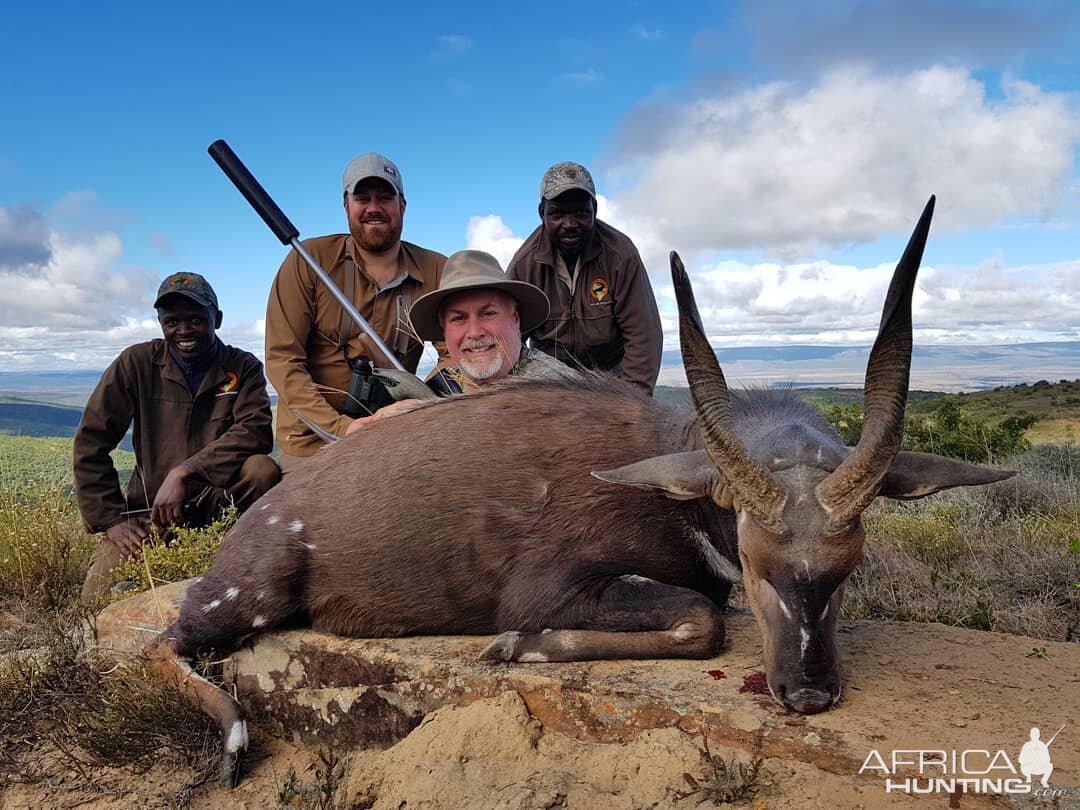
[879,451,1018,500]
[592,450,721,500]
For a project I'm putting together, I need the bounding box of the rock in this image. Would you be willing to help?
[96,581,1080,804]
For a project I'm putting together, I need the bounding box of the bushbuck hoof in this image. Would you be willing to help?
[480,631,522,661]
[219,718,249,786]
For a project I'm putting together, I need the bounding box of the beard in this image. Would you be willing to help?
[457,337,517,382]
[354,218,403,253]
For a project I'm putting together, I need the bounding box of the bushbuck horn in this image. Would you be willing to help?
[670,251,786,532]
[817,195,936,528]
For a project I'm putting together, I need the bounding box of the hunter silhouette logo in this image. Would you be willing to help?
[590,278,609,302]
[1019,725,1064,788]
[859,723,1070,797]
[216,371,239,394]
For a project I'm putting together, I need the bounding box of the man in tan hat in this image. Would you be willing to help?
[506,161,662,395]
[75,273,279,602]
[264,152,446,470]
[408,250,571,394]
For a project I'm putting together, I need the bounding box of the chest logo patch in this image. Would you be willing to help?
[217,371,239,393]
[589,278,609,302]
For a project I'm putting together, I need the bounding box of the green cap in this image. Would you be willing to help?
[154,272,219,311]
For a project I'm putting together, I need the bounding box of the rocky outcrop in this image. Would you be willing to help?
[98,580,1080,806]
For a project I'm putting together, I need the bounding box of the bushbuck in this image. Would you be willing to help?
[145,196,1014,784]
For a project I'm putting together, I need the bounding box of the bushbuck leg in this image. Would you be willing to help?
[480,575,726,662]
[144,633,248,786]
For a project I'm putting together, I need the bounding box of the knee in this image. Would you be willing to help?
[239,455,281,496]
[673,597,726,656]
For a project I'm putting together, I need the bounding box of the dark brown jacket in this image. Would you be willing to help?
[265,234,446,456]
[506,220,662,394]
[73,340,274,533]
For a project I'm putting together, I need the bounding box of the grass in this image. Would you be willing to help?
[673,733,771,805]
[0,429,1077,803]
[845,444,1080,640]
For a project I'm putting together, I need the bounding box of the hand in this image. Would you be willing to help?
[105,519,149,557]
[344,398,423,434]
[151,464,194,526]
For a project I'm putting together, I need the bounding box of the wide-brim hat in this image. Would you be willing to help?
[410,250,550,342]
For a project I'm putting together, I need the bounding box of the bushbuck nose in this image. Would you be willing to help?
[783,687,835,714]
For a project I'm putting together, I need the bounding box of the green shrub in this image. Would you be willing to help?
[113,508,237,596]
[0,483,93,615]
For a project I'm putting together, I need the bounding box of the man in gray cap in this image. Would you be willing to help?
[75,272,279,602]
[410,250,570,394]
[506,161,662,395]
[264,152,446,469]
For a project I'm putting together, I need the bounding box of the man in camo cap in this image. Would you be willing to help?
[506,161,662,395]
[75,272,279,602]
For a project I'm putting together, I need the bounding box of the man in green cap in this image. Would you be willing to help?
[75,272,280,602]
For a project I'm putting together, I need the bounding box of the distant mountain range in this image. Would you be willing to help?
[657,341,1080,391]
[0,341,1076,431]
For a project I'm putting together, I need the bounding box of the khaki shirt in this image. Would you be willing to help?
[506,220,662,394]
[73,340,274,533]
[265,234,446,456]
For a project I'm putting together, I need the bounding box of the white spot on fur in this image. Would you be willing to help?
[816,447,823,464]
[800,627,811,659]
[819,601,830,621]
[777,597,793,620]
[689,527,742,584]
[201,599,221,613]
[518,652,549,663]
[267,515,279,525]
[252,615,267,628]
[225,720,249,754]
[225,587,239,601]
[260,503,270,511]
[289,520,304,533]
[256,590,265,602]
[672,621,697,641]
[618,574,652,585]
[302,542,316,550]
[541,628,552,634]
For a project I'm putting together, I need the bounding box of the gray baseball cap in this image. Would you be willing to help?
[540,161,596,202]
[342,152,404,197]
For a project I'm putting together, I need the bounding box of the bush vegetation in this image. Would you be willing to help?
[0,414,1076,803]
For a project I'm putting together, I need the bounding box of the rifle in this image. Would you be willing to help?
[207,140,438,423]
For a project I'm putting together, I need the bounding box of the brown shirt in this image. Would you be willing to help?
[265,234,446,456]
[506,220,662,394]
[73,340,274,533]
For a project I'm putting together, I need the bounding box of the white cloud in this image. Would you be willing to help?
[460,202,1080,349]
[433,34,472,59]
[465,215,526,270]
[610,66,1080,262]
[560,68,602,86]
[630,24,663,41]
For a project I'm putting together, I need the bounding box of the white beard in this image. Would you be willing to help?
[458,338,515,381]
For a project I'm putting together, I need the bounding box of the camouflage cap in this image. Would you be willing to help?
[540,161,596,202]
[153,272,219,312]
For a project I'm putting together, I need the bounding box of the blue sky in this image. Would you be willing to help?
[1,1,1078,384]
